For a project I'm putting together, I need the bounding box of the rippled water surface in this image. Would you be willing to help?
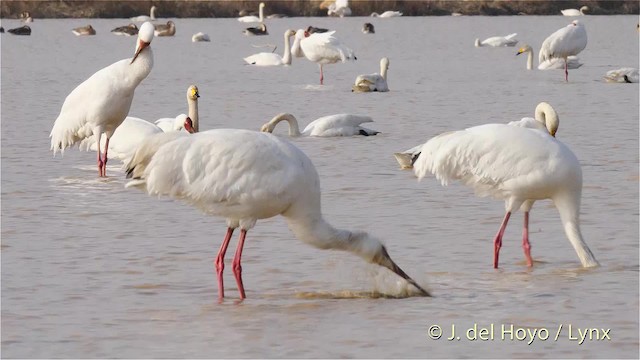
[2,14,638,358]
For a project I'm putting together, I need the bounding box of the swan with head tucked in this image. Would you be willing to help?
[244,29,296,66]
[131,6,157,22]
[516,44,583,70]
[411,102,599,269]
[79,115,194,165]
[371,11,402,17]
[352,57,390,92]
[561,6,589,16]
[111,23,138,36]
[539,20,587,82]
[603,67,639,83]
[154,21,175,37]
[294,29,357,85]
[72,25,96,36]
[49,22,156,177]
[260,113,379,137]
[475,33,518,47]
[192,32,210,42]
[238,2,265,23]
[124,129,429,299]
[394,102,560,169]
[155,85,201,133]
[243,23,268,36]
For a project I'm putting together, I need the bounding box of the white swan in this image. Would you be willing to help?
[394,102,560,169]
[50,22,156,177]
[371,11,402,17]
[352,57,389,92]
[327,0,351,17]
[244,29,296,66]
[412,102,599,269]
[603,67,639,83]
[131,6,157,22]
[237,2,265,23]
[155,85,201,132]
[475,33,518,47]
[124,129,429,299]
[260,113,379,137]
[561,6,589,16]
[296,29,357,85]
[540,20,587,82]
[79,115,194,165]
[192,32,210,42]
[516,44,583,70]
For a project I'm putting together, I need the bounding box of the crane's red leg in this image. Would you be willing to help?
[493,212,511,268]
[96,134,104,177]
[319,64,324,85]
[101,137,110,177]
[215,227,234,299]
[232,229,248,299]
[522,212,533,267]
[564,58,569,82]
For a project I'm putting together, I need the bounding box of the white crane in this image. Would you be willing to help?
[294,29,357,85]
[516,44,583,70]
[539,20,587,82]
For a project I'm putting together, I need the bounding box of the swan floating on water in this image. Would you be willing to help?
[238,2,265,23]
[561,6,589,16]
[475,33,518,47]
[154,21,175,37]
[603,68,639,83]
[244,29,296,66]
[111,23,138,36]
[260,113,379,137]
[155,85,201,133]
[353,57,389,92]
[72,25,96,36]
[243,23,268,36]
[131,6,157,22]
[371,11,402,17]
[516,44,583,70]
[192,32,210,42]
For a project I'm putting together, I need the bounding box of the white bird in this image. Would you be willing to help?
[296,29,357,85]
[260,113,379,137]
[111,23,138,36]
[327,0,351,17]
[474,33,518,47]
[238,2,265,23]
[393,102,560,170]
[561,6,589,16]
[539,20,588,82]
[244,29,296,66]
[131,5,157,22]
[516,44,583,70]
[49,22,155,177]
[371,11,402,17]
[412,102,599,269]
[603,67,639,83]
[192,32,210,42]
[20,11,33,23]
[72,25,96,36]
[154,21,175,37]
[124,129,430,299]
[155,85,201,133]
[352,57,390,92]
[79,115,194,165]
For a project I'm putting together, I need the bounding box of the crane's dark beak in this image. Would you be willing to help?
[373,246,431,297]
[131,40,150,64]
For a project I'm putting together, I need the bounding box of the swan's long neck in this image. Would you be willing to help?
[259,5,264,22]
[525,48,534,70]
[267,113,301,136]
[380,62,388,80]
[554,193,599,268]
[534,102,559,136]
[188,96,199,132]
[150,7,156,20]
[474,38,481,47]
[282,33,292,65]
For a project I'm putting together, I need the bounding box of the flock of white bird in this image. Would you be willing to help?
[46,2,637,300]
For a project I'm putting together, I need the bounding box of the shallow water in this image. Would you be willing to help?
[1,15,638,358]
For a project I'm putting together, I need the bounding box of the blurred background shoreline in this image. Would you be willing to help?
[1,0,638,19]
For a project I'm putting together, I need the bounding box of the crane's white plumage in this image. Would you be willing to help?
[539,20,587,81]
[238,2,265,22]
[475,33,518,47]
[371,11,402,17]
[154,85,201,132]
[561,6,589,16]
[79,115,194,164]
[296,29,356,85]
[124,129,429,299]
[353,57,390,92]
[131,6,157,22]
[260,113,379,137]
[50,22,156,177]
[603,67,639,83]
[412,102,599,269]
[516,44,583,70]
[244,29,296,66]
